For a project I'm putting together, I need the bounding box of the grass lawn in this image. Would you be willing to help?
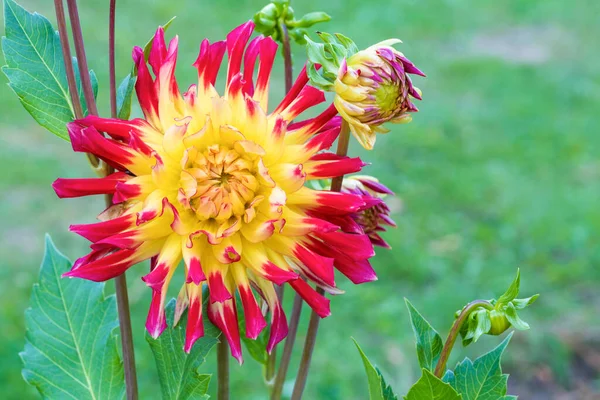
[1,0,599,398]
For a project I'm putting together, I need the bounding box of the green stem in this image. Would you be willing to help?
[217,338,230,400]
[290,121,351,400]
[433,300,494,378]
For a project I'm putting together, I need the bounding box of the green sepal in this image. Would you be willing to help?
[304,32,359,91]
[460,308,492,346]
[496,269,521,306]
[306,62,334,91]
[405,299,443,371]
[404,369,461,400]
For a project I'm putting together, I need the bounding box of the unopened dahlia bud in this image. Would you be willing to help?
[306,34,425,150]
[459,270,539,346]
[341,176,396,248]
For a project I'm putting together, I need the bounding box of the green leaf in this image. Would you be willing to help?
[2,0,97,141]
[404,369,461,400]
[116,74,136,120]
[238,313,269,366]
[376,367,398,400]
[353,338,385,400]
[444,333,513,399]
[405,299,444,371]
[20,235,124,399]
[146,298,219,400]
[496,269,520,306]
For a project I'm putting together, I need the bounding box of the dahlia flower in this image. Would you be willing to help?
[53,22,378,362]
[334,40,425,150]
[340,176,396,248]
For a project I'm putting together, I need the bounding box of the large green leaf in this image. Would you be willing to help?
[443,334,514,400]
[405,299,444,371]
[20,235,124,399]
[146,298,220,400]
[353,338,398,400]
[353,338,385,400]
[2,0,97,140]
[404,369,462,400]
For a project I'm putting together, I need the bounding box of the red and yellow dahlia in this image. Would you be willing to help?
[53,21,377,361]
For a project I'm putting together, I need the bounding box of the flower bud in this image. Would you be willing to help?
[458,270,539,346]
[488,309,511,335]
[341,176,397,248]
[334,40,425,150]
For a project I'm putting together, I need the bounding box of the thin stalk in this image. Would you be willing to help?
[280,22,293,93]
[107,1,138,398]
[266,21,294,388]
[270,293,303,400]
[53,0,100,169]
[66,0,98,117]
[290,121,351,400]
[433,300,494,378]
[217,339,230,400]
[53,0,83,119]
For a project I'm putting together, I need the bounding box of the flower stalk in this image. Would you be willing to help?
[54,1,139,397]
[53,0,100,170]
[266,16,294,388]
[218,338,230,400]
[270,293,302,399]
[290,120,351,400]
[108,1,138,398]
[433,300,494,378]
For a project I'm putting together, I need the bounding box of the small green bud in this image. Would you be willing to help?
[252,1,330,46]
[458,269,539,346]
[488,309,511,335]
[289,11,331,28]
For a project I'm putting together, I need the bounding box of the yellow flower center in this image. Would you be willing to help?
[180,142,266,225]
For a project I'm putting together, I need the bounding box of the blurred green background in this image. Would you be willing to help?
[1,0,599,398]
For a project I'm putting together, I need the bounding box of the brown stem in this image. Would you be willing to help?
[53,0,83,119]
[280,22,293,94]
[66,0,98,117]
[217,338,230,400]
[108,0,118,118]
[107,1,138,398]
[290,121,351,400]
[271,293,303,400]
[53,0,100,169]
[266,22,294,387]
[433,300,494,378]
